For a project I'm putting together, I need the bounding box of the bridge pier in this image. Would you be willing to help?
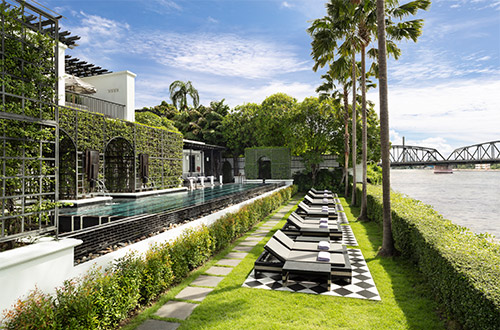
[434,164,453,174]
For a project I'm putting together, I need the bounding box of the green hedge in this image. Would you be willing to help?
[245,147,291,179]
[360,184,500,330]
[2,185,297,329]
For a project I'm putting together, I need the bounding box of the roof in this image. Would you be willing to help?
[183,139,225,151]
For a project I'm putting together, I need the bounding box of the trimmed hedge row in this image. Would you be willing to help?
[2,185,297,329]
[360,184,500,330]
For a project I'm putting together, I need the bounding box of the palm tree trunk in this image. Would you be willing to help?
[350,50,357,206]
[359,44,369,220]
[343,86,350,197]
[376,0,395,256]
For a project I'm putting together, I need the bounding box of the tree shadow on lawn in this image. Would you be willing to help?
[344,198,444,329]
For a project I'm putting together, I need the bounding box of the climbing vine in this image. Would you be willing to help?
[0,2,58,246]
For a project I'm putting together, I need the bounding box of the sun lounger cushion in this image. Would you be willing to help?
[317,251,330,262]
[318,241,330,250]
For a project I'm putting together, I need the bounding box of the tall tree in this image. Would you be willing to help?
[376,0,394,256]
[169,80,199,111]
[308,0,359,199]
[316,57,353,197]
[287,97,340,184]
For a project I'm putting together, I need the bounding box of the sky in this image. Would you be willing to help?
[38,0,499,156]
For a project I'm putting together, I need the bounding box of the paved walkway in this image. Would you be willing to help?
[135,198,299,330]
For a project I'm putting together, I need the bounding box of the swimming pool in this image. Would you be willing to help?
[60,183,266,217]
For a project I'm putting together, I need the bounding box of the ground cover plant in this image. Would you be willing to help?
[143,196,446,330]
[360,184,500,330]
[1,186,297,329]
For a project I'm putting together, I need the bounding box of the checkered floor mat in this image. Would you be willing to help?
[243,249,380,300]
[335,225,358,246]
[337,211,348,224]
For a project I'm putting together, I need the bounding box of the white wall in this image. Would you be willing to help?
[183,150,203,176]
[57,43,67,106]
[0,238,82,313]
[81,71,136,122]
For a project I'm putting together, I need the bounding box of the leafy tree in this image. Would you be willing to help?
[288,97,341,184]
[169,80,199,111]
[221,103,260,175]
[256,93,297,147]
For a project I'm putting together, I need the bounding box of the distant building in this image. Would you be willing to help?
[475,163,491,170]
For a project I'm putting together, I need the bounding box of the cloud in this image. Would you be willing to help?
[135,69,318,109]
[149,0,182,12]
[64,13,309,80]
[281,2,293,9]
[207,16,218,24]
[369,78,500,153]
[65,12,129,48]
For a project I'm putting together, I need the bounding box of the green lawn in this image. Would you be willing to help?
[125,196,446,330]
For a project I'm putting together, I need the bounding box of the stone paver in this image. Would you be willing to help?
[251,232,269,237]
[233,245,254,252]
[175,286,213,302]
[239,240,259,246]
[216,258,243,267]
[191,275,224,287]
[136,319,180,330]
[225,252,248,259]
[242,236,262,241]
[206,266,233,276]
[155,301,198,320]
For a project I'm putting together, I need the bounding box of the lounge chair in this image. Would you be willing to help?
[273,230,345,253]
[281,214,342,240]
[288,212,338,226]
[296,201,337,219]
[303,194,335,207]
[254,237,352,287]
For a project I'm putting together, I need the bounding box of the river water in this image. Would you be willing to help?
[390,169,500,239]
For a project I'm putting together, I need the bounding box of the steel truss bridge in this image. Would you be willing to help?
[389,140,500,167]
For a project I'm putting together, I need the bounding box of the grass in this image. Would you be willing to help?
[124,195,446,330]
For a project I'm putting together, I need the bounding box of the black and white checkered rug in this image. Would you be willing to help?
[337,211,348,224]
[243,249,380,301]
[336,225,358,246]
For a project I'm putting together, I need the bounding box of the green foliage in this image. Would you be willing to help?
[135,112,179,132]
[288,97,341,182]
[293,169,343,192]
[245,147,291,179]
[2,185,297,329]
[221,103,259,157]
[169,80,199,111]
[366,163,382,184]
[58,107,183,195]
[361,184,500,330]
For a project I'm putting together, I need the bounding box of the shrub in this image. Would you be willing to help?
[2,289,56,330]
[361,184,500,330]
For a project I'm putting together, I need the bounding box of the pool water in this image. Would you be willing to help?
[60,183,266,217]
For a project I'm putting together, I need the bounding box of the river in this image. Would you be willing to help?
[390,169,500,239]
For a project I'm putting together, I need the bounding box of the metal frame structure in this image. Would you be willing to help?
[390,140,500,167]
[0,0,61,243]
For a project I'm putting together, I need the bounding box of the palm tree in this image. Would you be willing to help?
[309,0,359,198]
[316,61,350,196]
[169,80,199,111]
[375,0,393,256]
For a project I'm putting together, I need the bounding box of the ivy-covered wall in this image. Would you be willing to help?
[59,107,183,198]
[245,147,291,179]
[0,2,59,245]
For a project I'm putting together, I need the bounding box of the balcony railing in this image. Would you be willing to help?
[65,91,126,120]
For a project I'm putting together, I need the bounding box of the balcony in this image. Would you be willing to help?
[65,91,127,120]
